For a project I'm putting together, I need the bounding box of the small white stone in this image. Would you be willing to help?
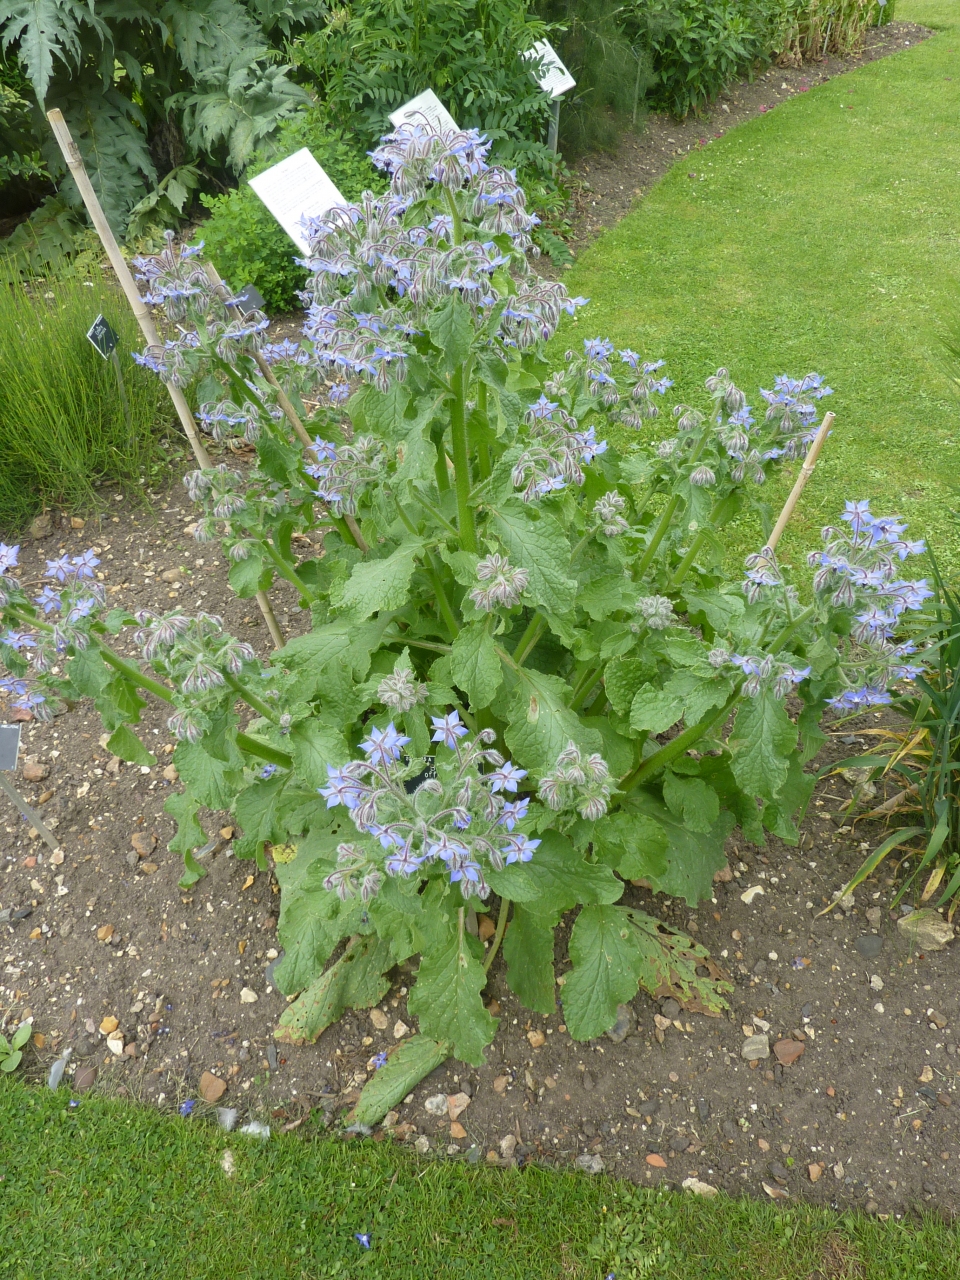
[682,1176,718,1198]
[767,951,778,962]
[414,1135,431,1154]
[874,1002,885,1014]
[106,1032,125,1055]
[740,885,765,904]
[239,986,258,1004]
[393,1020,409,1039]
[870,975,884,992]
[370,1009,389,1031]
[424,1094,448,1116]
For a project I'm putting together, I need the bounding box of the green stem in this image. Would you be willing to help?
[571,667,603,712]
[97,644,173,703]
[450,362,478,553]
[476,381,491,480]
[263,542,312,597]
[236,732,292,768]
[668,528,708,592]
[425,551,461,639]
[225,674,278,724]
[411,487,459,538]
[635,494,681,580]
[331,514,361,549]
[444,186,464,246]
[433,431,451,493]
[483,895,511,973]
[396,637,453,655]
[512,613,546,665]
[621,687,742,793]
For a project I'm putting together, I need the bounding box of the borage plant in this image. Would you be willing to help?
[0,120,935,1118]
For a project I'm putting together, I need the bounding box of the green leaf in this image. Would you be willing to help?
[629,684,685,735]
[352,1036,450,1126]
[729,690,798,803]
[407,918,497,1066]
[164,791,205,857]
[281,618,389,697]
[11,1021,31,1051]
[503,669,602,777]
[578,574,635,621]
[662,772,720,835]
[626,789,734,905]
[591,811,668,881]
[273,875,365,995]
[66,644,112,698]
[228,551,267,598]
[517,829,622,917]
[233,773,288,860]
[604,657,656,718]
[562,904,646,1041]
[174,740,242,810]
[106,724,155,768]
[450,622,502,710]
[502,904,556,1015]
[367,874,426,962]
[0,1050,22,1072]
[288,719,350,788]
[626,908,732,1013]
[490,501,576,615]
[427,294,473,370]
[334,541,421,620]
[682,588,745,635]
[274,933,393,1045]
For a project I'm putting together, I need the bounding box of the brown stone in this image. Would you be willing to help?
[74,1064,98,1092]
[96,924,115,942]
[22,761,49,782]
[492,1075,509,1095]
[645,1153,667,1169]
[712,864,734,883]
[808,1163,822,1182]
[449,1122,467,1140]
[526,1029,546,1048]
[199,1071,227,1103]
[99,1016,118,1035]
[140,862,159,875]
[131,832,157,856]
[773,1039,806,1067]
[447,1092,470,1121]
[478,915,496,941]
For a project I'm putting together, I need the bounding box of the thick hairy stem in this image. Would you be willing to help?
[621,689,741,792]
[512,613,546,665]
[483,895,511,973]
[262,541,313,598]
[444,186,464,246]
[236,732,292,767]
[224,674,279,723]
[450,363,478,552]
[342,514,369,553]
[97,644,174,703]
[255,589,285,649]
[425,551,461,639]
[570,666,604,713]
[475,380,492,480]
[634,493,681,580]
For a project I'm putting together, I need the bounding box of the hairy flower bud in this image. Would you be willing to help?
[378,667,428,713]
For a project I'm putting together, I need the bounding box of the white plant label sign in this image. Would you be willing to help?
[248,148,347,254]
[526,39,576,99]
[389,89,459,133]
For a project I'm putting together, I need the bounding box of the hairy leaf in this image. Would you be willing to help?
[333,540,421,620]
[407,917,497,1066]
[562,904,646,1040]
[490,501,576,615]
[729,689,797,803]
[105,724,155,768]
[274,932,393,1045]
[502,903,556,1015]
[352,1036,450,1126]
[626,788,733,904]
[450,622,502,709]
[503,668,601,776]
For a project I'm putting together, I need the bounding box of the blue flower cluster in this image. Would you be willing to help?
[315,711,543,903]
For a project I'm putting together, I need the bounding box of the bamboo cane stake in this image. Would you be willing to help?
[46,111,287,647]
[766,411,835,553]
[46,109,211,470]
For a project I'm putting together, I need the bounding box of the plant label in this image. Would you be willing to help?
[231,283,266,314]
[86,314,119,359]
[249,148,348,254]
[525,39,576,99]
[0,724,21,772]
[389,89,458,133]
[404,755,437,795]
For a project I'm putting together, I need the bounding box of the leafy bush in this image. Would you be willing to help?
[535,0,653,154]
[0,123,933,1106]
[0,266,169,530]
[199,108,388,313]
[630,0,790,118]
[291,0,555,176]
[0,0,317,251]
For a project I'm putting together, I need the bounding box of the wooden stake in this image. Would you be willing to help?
[766,411,835,553]
[46,109,211,470]
[45,110,290,646]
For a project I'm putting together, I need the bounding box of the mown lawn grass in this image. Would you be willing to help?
[560,0,960,574]
[1,1079,958,1279]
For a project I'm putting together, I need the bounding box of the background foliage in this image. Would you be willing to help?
[0,266,169,529]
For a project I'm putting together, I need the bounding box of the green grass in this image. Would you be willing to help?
[561,0,960,574]
[1,1079,957,1279]
[0,267,169,533]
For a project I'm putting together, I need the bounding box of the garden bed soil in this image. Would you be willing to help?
[1,495,958,1220]
[550,21,932,264]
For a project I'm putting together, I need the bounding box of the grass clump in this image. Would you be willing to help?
[0,267,168,532]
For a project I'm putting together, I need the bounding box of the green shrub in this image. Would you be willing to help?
[291,0,555,178]
[630,0,789,119]
[199,108,389,313]
[0,266,168,531]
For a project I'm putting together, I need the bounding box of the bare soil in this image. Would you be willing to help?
[2,22,954,1220]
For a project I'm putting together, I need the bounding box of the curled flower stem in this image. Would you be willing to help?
[450,363,478,553]
[483,895,511,974]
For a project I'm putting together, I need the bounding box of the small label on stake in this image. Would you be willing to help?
[230,283,266,314]
[0,724,22,771]
[389,90,458,133]
[86,314,119,359]
[524,40,576,99]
